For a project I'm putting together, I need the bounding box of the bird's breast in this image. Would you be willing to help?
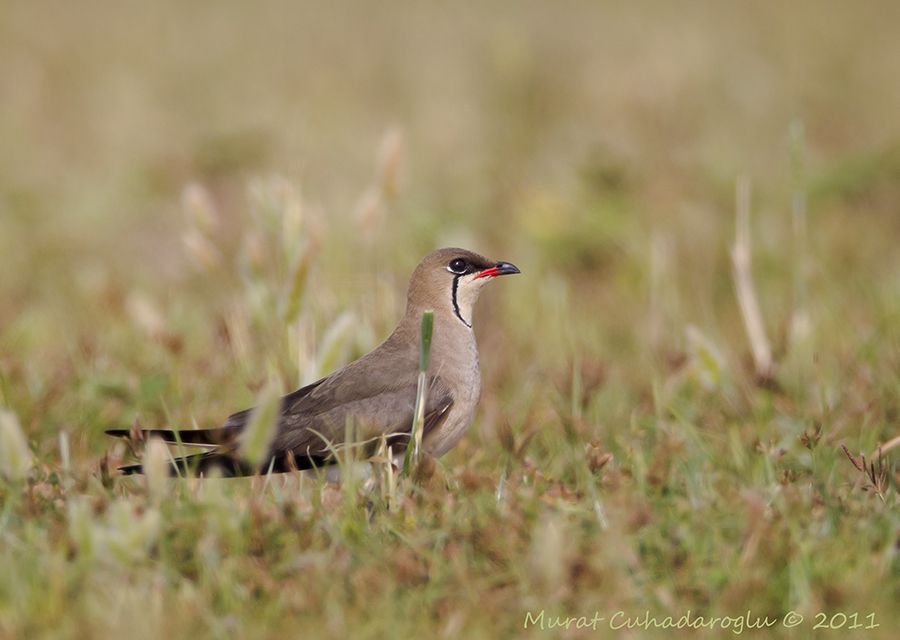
[424,323,482,457]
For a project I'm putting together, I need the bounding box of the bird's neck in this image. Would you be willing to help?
[397,303,477,357]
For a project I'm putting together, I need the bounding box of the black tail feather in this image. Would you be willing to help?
[109,424,337,478]
[117,451,335,478]
[105,427,239,447]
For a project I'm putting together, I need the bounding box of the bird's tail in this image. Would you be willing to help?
[105,427,238,448]
[116,451,333,477]
[107,427,333,477]
[118,451,254,477]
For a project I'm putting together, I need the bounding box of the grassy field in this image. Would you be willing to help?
[1,1,899,638]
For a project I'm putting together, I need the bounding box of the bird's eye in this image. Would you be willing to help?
[449,258,468,274]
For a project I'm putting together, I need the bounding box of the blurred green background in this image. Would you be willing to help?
[1,1,898,638]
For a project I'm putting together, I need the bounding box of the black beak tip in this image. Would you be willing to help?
[496,261,521,276]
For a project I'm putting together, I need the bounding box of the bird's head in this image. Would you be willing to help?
[406,248,520,328]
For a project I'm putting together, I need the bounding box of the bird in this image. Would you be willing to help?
[106,247,520,477]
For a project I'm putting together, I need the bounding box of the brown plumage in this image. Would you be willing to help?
[107,248,519,476]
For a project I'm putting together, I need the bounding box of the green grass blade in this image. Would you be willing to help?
[403,310,434,476]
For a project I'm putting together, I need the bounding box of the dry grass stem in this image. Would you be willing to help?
[731,175,774,380]
[840,444,892,502]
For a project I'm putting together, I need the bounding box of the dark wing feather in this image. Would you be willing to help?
[272,376,454,457]
[221,378,326,429]
[224,341,448,456]
[104,379,328,447]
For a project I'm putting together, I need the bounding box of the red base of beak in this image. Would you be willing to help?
[475,266,502,279]
[475,261,521,279]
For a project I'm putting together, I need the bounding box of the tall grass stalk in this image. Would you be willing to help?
[144,438,170,503]
[403,310,434,475]
[789,119,813,345]
[731,176,774,379]
[238,371,283,470]
[0,408,33,481]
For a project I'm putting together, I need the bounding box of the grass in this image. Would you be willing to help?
[1,1,899,638]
